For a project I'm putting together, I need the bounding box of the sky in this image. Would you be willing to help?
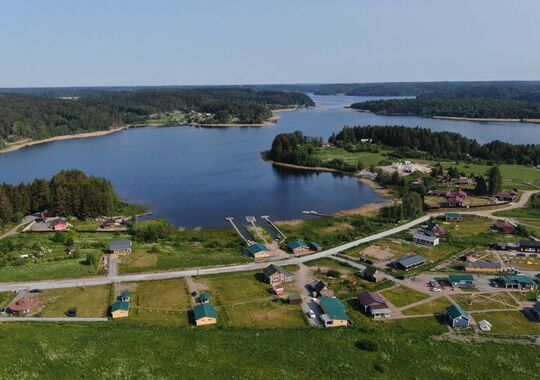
[1,0,539,87]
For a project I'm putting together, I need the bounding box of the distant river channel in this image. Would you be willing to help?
[0,94,539,227]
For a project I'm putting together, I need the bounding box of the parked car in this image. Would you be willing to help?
[431,287,442,292]
[308,310,316,319]
[359,257,374,265]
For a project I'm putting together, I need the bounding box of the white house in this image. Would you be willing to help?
[413,232,439,247]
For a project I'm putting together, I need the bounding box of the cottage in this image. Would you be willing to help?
[7,297,42,315]
[262,264,294,285]
[119,291,132,302]
[394,255,426,270]
[111,301,130,318]
[457,177,471,186]
[309,280,334,298]
[445,212,462,222]
[308,241,322,252]
[533,303,540,322]
[247,243,271,259]
[464,261,503,273]
[286,240,310,254]
[51,218,69,231]
[493,220,516,234]
[101,219,117,230]
[519,240,540,253]
[426,219,446,237]
[288,294,302,305]
[361,267,385,283]
[412,232,439,247]
[357,291,391,318]
[447,195,466,208]
[446,305,470,328]
[193,303,217,326]
[109,240,132,255]
[449,274,475,289]
[319,297,350,327]
[199,293,211,304]
[498,190,518,202]
[498,275,538,290]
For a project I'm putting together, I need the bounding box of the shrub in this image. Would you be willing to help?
[356,339,379,352]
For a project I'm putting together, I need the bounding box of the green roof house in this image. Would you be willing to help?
[247,244,270,258]
[193,303,218,326]
[119,291,133,302]
[286,239,310,254]
[499,275,538,290]
[308,241,322,252]
[319,297,350,327]
[111,301,130,319]
[446,305,470,328]
[449,274,475,289]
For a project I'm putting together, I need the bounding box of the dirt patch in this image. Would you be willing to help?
[337,202,391,217]
[362,245,396,260]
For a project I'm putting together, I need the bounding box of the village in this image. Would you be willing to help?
[1,189,540,340]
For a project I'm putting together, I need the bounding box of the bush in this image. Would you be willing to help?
[355,339,379,352]
[326,269,341,278]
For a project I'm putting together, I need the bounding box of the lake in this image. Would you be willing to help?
[0,94,539,227]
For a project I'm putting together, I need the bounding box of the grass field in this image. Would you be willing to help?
[450,293,517,312]
[0,291,14,308]
[0,259,98,282]
[472,310,540,336]
[36,286,110,317]
[128,279,192,326]
[119,228,250,274]
[201,272,306,328]
[380,285,430,308]
[401,296,453,316]
[313,147,390,168]
[1,318,540,378]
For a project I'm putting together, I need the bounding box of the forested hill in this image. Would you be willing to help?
[0,89,314,144]
[349,98,540,120]
[0,170,120,227]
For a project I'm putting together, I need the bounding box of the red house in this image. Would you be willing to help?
[447,196,466,207]
[493,220,515,234]
[8,297,42,315]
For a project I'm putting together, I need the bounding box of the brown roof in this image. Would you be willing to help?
[8,297,42,312]
[358,291,387,307]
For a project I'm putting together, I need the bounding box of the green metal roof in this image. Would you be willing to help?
[447,305,469,320]
[449,274,474,283]
[199,293,211,302]
[309,241,322,249]
[193,303,217,320]
[500,275,536,286]
[248,244,269,255]
[319,297,349,321]
[287,240,308,250]
[111,301,130,312]
[120,291,133,298]
[445,212,462,218]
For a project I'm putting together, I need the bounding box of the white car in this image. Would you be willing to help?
[308,310,316,319]
[431,287,442,292]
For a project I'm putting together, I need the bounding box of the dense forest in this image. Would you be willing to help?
[0,89,314,143]
[253,81,540,102]
[350,98,540,120]
[331,126,540,165]
[0,170,120,227]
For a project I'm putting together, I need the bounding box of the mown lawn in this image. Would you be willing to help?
[0,291,14,308]
[1,319,540,378]
[472,310,540,336]
[380,285,429,308]
[201,272,306,328]
[313,147,390,168]
[36,286,111,317]
[127,279,192,326]
[401,296,453,316]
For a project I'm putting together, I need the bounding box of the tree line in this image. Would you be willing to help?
[350,98,540,120]
[331,125,540,165]
[0,89,314,144]
[0,170,119,227]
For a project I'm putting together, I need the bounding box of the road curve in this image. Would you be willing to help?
[0,191,536,292]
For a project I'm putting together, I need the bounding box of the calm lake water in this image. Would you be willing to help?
[1,94,539,227]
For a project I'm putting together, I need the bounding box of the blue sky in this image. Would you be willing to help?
[1,0,539,87]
